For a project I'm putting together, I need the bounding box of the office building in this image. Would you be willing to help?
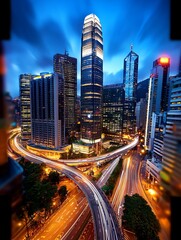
[80,13,103,144]
[144,57,170,151]
[30,72,64,148]
[136,78,149,102]
[123,46,139,135]
[135,98,147,131]
[103,84,124,134]
[161,74,181,196]
[53,52,77,140]
[19,74,32,143]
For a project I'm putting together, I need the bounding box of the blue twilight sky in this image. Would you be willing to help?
[2,0,181,98]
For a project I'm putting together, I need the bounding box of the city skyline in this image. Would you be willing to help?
[2,0,181,98]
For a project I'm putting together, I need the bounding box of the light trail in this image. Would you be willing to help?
[13,134,123,240]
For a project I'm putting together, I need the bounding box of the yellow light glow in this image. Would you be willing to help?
[164,209,171,216]
[148,188,157,196]
[159,57,169,64]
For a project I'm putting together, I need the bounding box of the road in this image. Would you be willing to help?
[9,128,139,240]
[11,133,123,240]
[110,151,170,240]
[10,128,138,164]
[12,183,88,240]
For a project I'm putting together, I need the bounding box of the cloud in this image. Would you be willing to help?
[104,70,123,86]
[11,0,45,48]
[3,0,181,99]
[40,19,72,55]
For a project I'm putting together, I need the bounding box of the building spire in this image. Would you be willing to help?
[130,44,133,51]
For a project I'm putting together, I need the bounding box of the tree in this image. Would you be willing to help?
[16,159,58,227]
[122,193,161,240]
[58,185,68,202]
[48,171,60,184]
[101,185,113,196]
[38,181,57,218]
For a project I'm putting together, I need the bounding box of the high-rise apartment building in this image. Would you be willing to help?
[30,72,64,148]
[103,84,124,134]
[144,57,170,152]
[19,74,32,143]
[53,52,77,140]
[123,46,139,135]
[80,14,103,143]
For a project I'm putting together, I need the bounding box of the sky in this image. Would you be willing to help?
[2,0,181,98]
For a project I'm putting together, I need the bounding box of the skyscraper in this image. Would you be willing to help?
[135,98,147,131]
[81,14,103,144]
[161,74,181,196]
[19,74,32,143]
[144,57,170,151]
[103,84,124,134]
[30,72,64,148]
[53,52,77,140]
[123,46,139,135]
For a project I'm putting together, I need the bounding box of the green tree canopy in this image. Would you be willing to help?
[58,185,68,197]
[48,170,60,184]
[58,185,68,203]
[122,193,161,240]
[101,185,114,196]
[17,159,57,218]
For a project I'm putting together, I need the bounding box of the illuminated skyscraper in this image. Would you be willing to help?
[19,74,32,143]
[103,84,124,134]
[53,52,77,140]
[144,57,170,151]
[80,14,103,144]
[30,72,64,148]
[123,46,139,135]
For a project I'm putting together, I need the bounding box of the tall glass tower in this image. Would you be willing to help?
[144,57,170,151]
[123,46,139,135]
[53,52,77,141]
[81,14,103,143]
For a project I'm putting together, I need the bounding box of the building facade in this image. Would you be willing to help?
[19,74,32,143]
[30,72,64,149]
[12,97,21,127]
[80,13,103,144]
[144,57,170,151]
[123,46,139,135]
[161,74,181,196]
[135,97,147,131]
[53,52,77,140]
[103,84,124,134]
